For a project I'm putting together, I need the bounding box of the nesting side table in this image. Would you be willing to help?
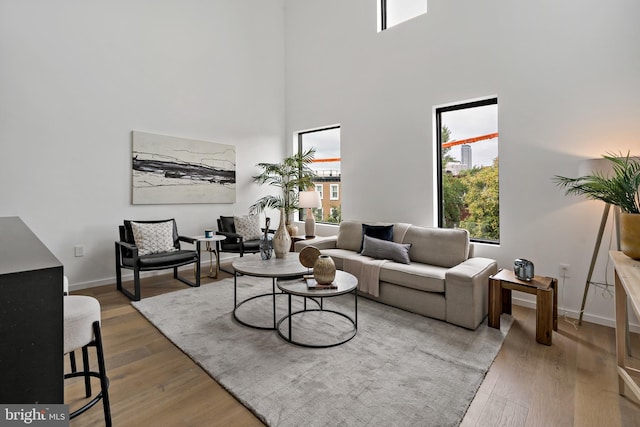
[489,269,558,345]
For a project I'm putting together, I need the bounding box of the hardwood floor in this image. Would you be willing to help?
[68,264,640,426]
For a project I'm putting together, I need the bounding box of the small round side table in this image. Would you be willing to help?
[194,235,226,278]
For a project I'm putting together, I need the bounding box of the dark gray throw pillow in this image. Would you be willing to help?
[360,223,394,252]
[360,235,412,264]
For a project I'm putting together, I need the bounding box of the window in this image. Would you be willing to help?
[436,98,499,244]
[298,126,341,224]
[330,184,339,200]
[378,0,427,32]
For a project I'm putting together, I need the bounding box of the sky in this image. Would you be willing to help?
[441,104,499,167]
[300,127,341,172]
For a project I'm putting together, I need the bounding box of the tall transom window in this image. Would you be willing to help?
[436,98,499,244]
[298,126,341,224]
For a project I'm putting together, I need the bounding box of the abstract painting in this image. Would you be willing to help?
[132,131,236,204]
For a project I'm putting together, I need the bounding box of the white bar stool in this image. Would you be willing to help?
[64,295,111,426]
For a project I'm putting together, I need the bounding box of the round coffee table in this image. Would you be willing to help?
[232,254,308,330]
[276,270,358,348]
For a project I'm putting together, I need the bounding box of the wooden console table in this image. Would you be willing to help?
[610,250,640,401]
[489,269,558,345]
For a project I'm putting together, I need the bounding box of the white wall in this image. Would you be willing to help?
[284,0,640,327]
[2,0,639,328]
[0,0,286,288]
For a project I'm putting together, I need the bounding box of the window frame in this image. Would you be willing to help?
[330,184,339,201]
[297,125,341,224]
[379,0,427,31]
[435,97,498,245]
[380,0,388,31]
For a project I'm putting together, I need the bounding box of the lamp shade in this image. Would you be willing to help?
[298,191,322,209]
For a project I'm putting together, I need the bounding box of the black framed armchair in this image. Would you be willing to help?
[115,219,200,301]
[216,216,273,272]
[216,216,261,257]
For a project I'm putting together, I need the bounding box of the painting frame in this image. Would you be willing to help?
[131,131,236,205]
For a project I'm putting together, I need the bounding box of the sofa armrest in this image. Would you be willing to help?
[445,257,498,330]
[294,236,338,252]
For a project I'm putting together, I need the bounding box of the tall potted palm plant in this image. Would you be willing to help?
[250,149,316,256]
[554,152,640,259]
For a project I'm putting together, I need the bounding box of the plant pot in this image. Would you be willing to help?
[620,213,640,260]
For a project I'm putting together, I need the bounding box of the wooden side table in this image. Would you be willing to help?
[610,251,640,401]
[290,235,314,252]
[489,269,558,345]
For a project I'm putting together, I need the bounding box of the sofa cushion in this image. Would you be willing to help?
[361,235,411,264]
[380,262,447,293]
[319,248,362,270]
[403,226,469,268]
[336,221,364,251]
[360,224,394,251]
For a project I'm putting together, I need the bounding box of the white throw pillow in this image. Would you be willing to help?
[130,221,177,256]
[234,215,262,240]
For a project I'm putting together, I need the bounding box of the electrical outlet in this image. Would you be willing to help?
[559,263,570,278]
[74,245,84,257]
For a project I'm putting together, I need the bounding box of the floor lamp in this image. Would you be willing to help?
[578,158,621,325]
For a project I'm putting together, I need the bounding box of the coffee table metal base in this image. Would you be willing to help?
[276,293,358,348]
[233,273,320,330]
[233,274,280,330]
[232,255,310,330]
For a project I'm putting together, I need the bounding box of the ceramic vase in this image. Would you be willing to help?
[286,224,298,238]
[620,213,640,260]
[313,255,336,285]
[272,209,291,259]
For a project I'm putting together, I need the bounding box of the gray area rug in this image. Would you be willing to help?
[132,276,512,427]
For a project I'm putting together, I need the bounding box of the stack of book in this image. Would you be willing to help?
[303,275,337,290]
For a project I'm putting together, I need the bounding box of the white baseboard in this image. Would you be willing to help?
[68,254,240,292]
[511,296,640,333]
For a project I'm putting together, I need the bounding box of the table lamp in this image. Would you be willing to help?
[298,191,322,238]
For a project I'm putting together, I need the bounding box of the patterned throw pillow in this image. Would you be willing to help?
[234,215,262,241]
[130,221,177,256]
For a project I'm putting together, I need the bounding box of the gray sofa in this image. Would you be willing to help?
[295,220,498,330]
